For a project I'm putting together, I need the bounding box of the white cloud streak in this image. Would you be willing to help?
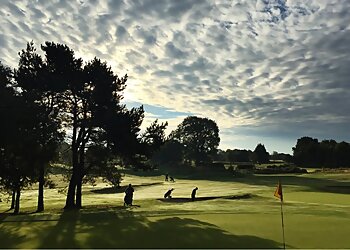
[1,0,350,153]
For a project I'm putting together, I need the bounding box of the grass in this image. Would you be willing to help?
[1,170,350,248]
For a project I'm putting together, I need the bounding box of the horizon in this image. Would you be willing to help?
[1,0,350,154]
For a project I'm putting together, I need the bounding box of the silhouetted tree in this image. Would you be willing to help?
[226,149,252,164]
[151,140,185,166]
[270,151,293,163]
[293,137,350,167]
[0,62,55,213]
[141,119,168,158]
[55,142,72,166]
[15,41,63,212]
[170,116,220,166]
[319,140,337,167]
[334,141,350,167]
[293,137,321,167]
[0,61,16,209]
[40,42,145,209]
[252,143,269,164]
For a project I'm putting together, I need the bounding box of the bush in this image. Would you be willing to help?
[255,164,307,174]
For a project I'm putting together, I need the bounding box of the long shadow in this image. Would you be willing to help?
[0,208,12,222]
[0,210,28,248]
[40,209,80,248]
[67,209,283,248]
[20,207,284,248]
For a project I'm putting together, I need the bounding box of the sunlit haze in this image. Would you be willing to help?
[1,0,350,153]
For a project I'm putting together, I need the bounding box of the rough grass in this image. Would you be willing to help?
[1,171,350,248]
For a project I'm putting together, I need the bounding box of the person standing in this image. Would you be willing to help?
[124,184,134,206]
[191,187,198,201]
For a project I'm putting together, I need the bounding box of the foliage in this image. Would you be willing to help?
[270,151,293,162]
[226,149,252,163]
[293,136,350,167]
[151,140,185,166]
[252,143,269,164]
[169,116,220,166]
[0,41,149,212]
[141,119,168,158]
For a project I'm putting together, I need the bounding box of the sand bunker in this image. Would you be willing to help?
[157,193,253,203]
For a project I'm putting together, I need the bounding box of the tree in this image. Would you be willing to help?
[293,137,321,167]
[293,137,350,168]
[0,62,53,213]
[15,41,64,212]
[319,140,337,167]
[85,144,123,189]
[0,61,17,209]
[40,42,145,209]
[151,140,185,167]
[270,151,293,163]
[170,116,220,166]
[226,149,252,164]
[141,119,168,158]
[334,141,350,167]
[252,143,269,164]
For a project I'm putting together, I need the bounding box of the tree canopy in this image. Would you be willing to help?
[0,41,161,213]
[252,143,269,164]
[293,136,350,167]
[170,116,220,166]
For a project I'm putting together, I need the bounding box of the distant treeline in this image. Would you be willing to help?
[213,137,350,168]
[213,145,292,165]
[293,137,350,168]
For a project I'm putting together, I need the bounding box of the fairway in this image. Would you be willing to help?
[1,171,350,248]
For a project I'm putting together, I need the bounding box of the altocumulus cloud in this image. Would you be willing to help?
[1,0,350,153]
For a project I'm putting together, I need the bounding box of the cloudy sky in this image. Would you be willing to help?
[1,0,350,154]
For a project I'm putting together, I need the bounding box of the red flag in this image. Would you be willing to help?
[274,181,283,202]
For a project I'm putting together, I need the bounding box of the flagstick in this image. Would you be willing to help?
[280,200,286,249]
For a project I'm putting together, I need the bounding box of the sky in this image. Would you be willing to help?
[1,0,350,154]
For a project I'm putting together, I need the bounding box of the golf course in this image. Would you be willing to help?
[1,169,349,249]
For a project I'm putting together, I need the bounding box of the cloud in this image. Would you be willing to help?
[165,42,188,58]
[1,0,350,152]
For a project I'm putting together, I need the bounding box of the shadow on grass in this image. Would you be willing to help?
[157,193,253,203]
[236,175,350,194]
[40,209,80,248]
[0,210,27,248]
[178,170,350,194]
[31,208,283,249]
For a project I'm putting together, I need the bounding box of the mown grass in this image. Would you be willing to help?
[0,171,349,248]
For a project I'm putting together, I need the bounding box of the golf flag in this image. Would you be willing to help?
[274,181,283,202]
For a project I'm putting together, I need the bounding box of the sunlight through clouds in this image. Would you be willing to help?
[1,0,350,153]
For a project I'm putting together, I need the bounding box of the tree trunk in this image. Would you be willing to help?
[10,190,15,209]
[64,173,77,209]
[75,138,87,209]
[37,165,45,212]
[75,177,82,208]
[14,188,21,215]
[65,131,79,209]
[64,110,79,210]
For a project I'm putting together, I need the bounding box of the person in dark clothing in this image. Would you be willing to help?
[169,176,175,182]
[165,173,169,181]
[164,188,174,199]
[124,184,134,206]
[191,187,198,201]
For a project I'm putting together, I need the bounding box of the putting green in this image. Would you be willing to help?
[0,171,349,248]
